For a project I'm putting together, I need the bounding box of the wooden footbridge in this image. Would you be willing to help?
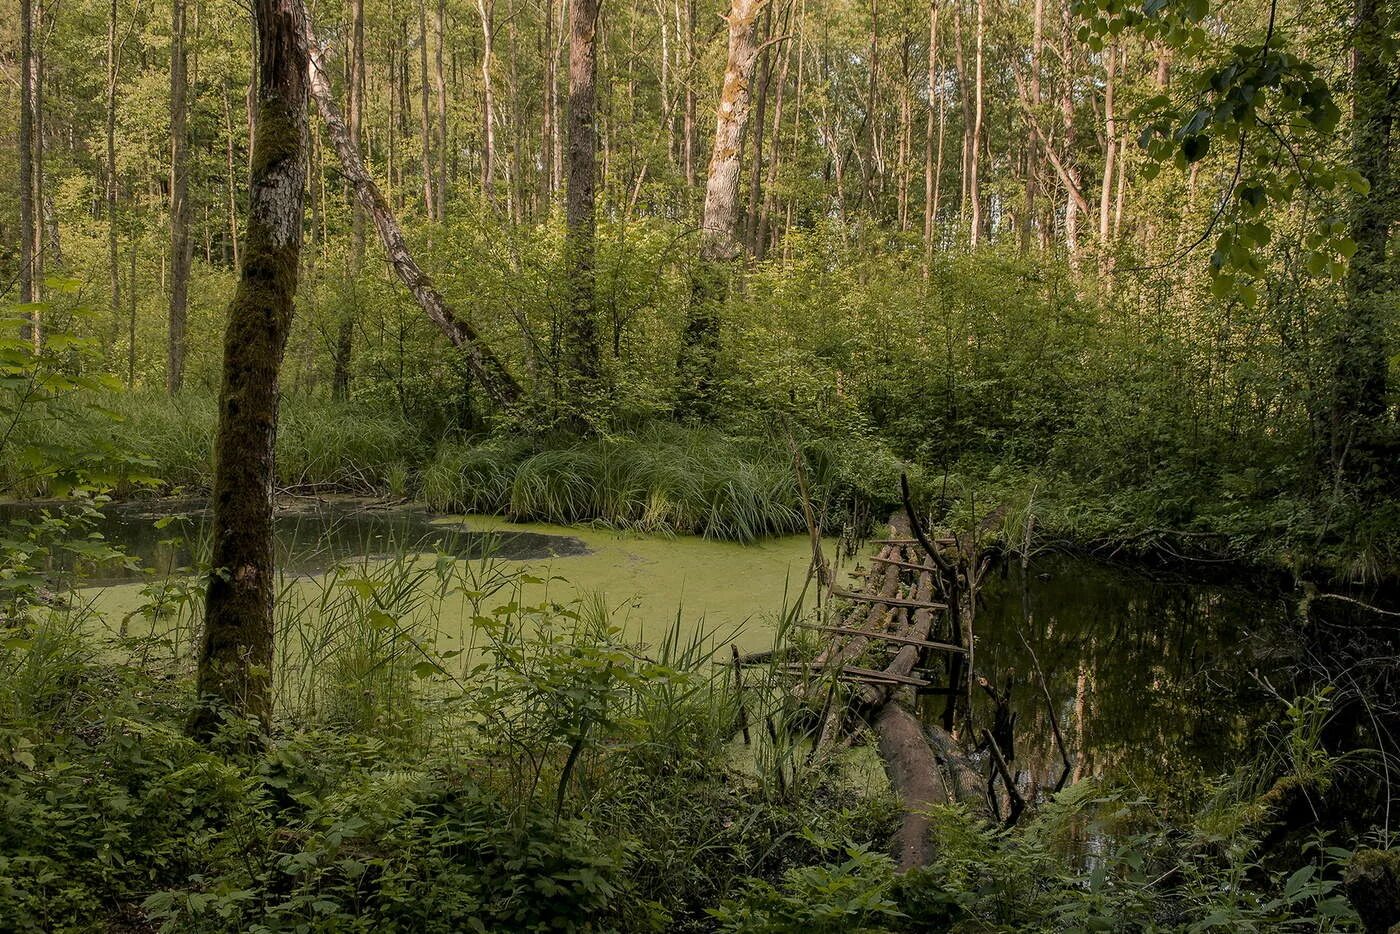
[735,478,1061,869]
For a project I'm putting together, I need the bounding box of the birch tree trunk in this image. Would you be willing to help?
[677,0,767,415]
[477,0,497,201]
[191,0,310,741]
[306,18,523,406]
[1097,41,1116,247]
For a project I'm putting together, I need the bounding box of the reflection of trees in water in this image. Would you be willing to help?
[971,555,1295,794]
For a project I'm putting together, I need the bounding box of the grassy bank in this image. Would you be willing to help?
[3,393,905,544]
[8,388,1396,575]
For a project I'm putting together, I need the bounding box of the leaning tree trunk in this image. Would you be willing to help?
[563,0,601,404]
[677,0,767,416]
[191,0,310,741]
[306,18,522,406]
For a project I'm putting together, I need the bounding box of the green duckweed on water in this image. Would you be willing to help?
[82,512,844,657]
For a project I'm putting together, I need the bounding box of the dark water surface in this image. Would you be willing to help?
[2,499,589,584]
[969,553,1300,791]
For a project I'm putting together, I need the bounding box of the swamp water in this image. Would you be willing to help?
[44,500,1298,787]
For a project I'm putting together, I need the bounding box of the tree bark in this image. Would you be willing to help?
[168,0,193,392]
[541,0,558,208]
[477,0,497,202]
[106,0,121,340]
[677,0,768,414]
[333,0,366,400]
[418,0,435,213]
[19,0,34,308]
[306,19,523,406]
[564,0,602,401]
[435,0,449,218]
[923,0,940,270]
[968,0,984,246]
[1097,41,1116,247]
[191,0,310,741]
[683,0,697,189]
[1059,0,1080,255]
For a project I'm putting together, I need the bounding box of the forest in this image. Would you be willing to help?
[0,0,1397,926]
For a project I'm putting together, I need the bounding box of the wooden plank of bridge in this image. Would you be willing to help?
[870,537,957,547]
[766,662,931,687]
[830,588,948,611]
[868,555,940,572]
[794,622,966,654]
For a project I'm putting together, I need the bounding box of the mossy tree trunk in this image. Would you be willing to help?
[677,0,766,417]
[563,0,602,410]
[190,0,310,741]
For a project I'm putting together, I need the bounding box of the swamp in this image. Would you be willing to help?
[0,0,1397,928]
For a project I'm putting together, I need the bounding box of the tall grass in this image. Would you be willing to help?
[0,391,425,496]
[419,423,890,542]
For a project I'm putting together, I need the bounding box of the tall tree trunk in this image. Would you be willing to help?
[743,2,774,254]
[31,0,47,332]
[168,0,193,392]
[863,0,880,210]
[541,0,557,208]
[418,0,435,213]
[1023,0,1043,251]
[333,0,365,400]
[968,0,984,246]
[923,0,940,271]
[757,0,793,260]
[677,0,767,415]
[1331,0,1396,476]
[106,0,121,339]
[1097,41,1116,247]
[1059,0,1079,255]
[19,0,34,310]
[682,0,697,189]
[223,88,242,269]
[191,0,310,741]
[307,19,523,406]
[897,34,911,230]
[477,0,497,201]
[435,0,448,218]
[952,3,972,221]
[564,0,601,403]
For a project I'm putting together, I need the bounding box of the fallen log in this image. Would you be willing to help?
[873,704,949,870]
